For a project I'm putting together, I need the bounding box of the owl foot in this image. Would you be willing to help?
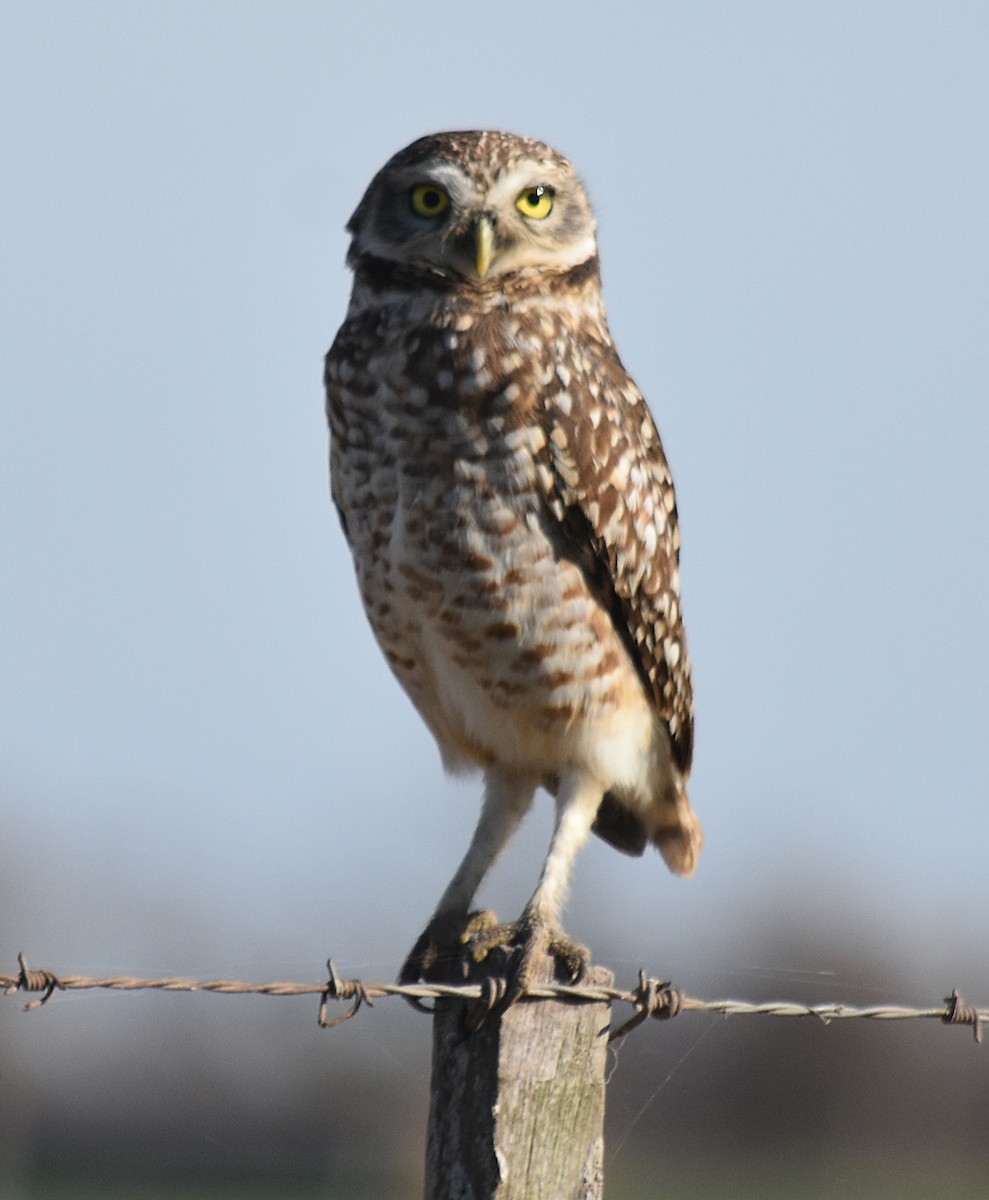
[399,909,500,991]
[468,912,590,1007]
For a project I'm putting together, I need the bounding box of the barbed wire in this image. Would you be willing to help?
[2,952,984,1043]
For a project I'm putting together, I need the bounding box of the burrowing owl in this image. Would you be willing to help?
[325,130,700,997]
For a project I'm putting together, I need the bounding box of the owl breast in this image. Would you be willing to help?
[327,298,663,796]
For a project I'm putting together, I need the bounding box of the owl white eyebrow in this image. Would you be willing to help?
[396,161,481,206]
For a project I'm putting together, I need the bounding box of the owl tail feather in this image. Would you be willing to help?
[593,784,703,876]
[651,787,703,878]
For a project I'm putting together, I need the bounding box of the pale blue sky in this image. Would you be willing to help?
[2,2,987,1013]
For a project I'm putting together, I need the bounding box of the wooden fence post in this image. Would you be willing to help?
[424,959,614,1200]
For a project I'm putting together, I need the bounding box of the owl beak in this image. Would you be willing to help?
[474,215,495,278]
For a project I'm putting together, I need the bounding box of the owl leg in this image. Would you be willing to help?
[398,770,535,986]
[471,768,601,1002]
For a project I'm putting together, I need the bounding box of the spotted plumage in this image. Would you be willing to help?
[326,130,700,993]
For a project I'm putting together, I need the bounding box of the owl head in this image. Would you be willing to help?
[346,130,598,284]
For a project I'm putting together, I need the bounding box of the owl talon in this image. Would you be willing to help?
[469,914,590,1007]
[399,909,500,987]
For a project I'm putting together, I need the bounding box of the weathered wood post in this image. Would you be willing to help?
[424,958,614,1200]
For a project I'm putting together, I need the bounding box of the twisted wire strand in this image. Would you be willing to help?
[2,952,984,1043]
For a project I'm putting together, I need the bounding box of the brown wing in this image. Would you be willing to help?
[535,348,694,775]
[325,334,354,549]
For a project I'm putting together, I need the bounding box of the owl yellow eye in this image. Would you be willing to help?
[410,184,450,217]
[515,185,555,219]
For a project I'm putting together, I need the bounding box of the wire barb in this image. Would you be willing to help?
[609,970,685,1042]
[943,988,983,1044]
[5,952,64,1011]
[319,959,374,1028]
